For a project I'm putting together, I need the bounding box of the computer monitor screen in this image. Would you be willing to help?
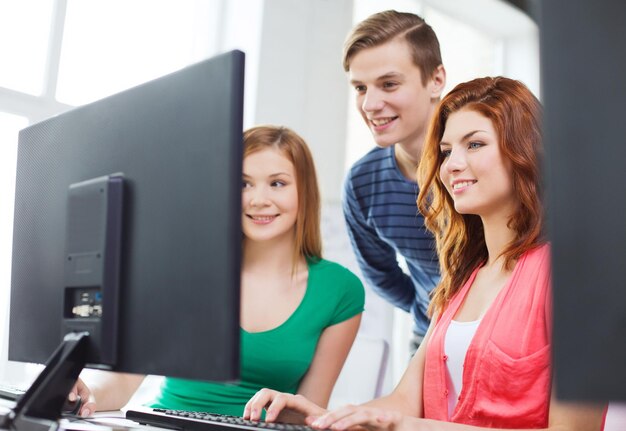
[540,1,626,401]
[7,50,244,423]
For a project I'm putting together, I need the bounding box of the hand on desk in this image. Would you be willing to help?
[305,405,410,431]
[69,371,145,416]
[243,388,327,424]
[69,377,95,417]
[244,388,413,431]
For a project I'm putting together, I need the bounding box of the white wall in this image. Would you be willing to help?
[254,0,353,204]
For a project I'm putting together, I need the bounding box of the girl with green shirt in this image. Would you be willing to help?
[71,126,365,417]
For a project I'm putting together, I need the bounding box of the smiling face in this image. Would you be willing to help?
[348,37,443,152]
[439,108,517,220]
[242,148,298,244]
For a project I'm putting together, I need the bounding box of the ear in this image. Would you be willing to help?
[428,64,446,99]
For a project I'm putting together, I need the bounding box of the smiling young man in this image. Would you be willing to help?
[341,10,446,353]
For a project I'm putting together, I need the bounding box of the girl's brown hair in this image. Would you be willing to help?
[417,77,543,314]
[243,126,322,267]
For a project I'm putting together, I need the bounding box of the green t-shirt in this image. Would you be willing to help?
[151,258,365,416]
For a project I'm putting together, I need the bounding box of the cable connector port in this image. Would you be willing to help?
[71,304,102,317]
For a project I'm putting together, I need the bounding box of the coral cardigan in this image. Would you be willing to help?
[423,244,552,428]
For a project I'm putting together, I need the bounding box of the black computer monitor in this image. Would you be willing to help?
[540,1,626,401]
[6,50,244,429]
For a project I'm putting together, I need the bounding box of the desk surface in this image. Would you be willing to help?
[61,412,145,431]
[0,404,166,431]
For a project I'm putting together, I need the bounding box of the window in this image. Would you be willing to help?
[57,0,217,105]
[0,1,54,96]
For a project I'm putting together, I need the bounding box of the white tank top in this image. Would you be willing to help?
[444,318,481,418]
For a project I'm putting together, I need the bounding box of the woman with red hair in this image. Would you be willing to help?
[245,77,606,430]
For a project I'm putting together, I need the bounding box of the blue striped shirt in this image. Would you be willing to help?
[342,145,440,334]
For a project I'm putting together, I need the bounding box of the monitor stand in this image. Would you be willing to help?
[1,332,90,431]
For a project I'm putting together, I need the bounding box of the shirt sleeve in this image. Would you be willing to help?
[328,265,365,326]
[341,175,416,312]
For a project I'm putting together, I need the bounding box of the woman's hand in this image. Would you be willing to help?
[68,377,96,417]
[309,405,410,431]
[243,389,327,424]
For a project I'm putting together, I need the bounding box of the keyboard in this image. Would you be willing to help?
[126,407,322,431]
[0,384,26,401]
